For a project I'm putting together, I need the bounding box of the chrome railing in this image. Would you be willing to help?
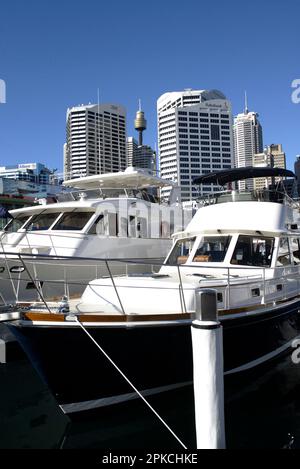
[196,189,300,209]
[0,252,299,315]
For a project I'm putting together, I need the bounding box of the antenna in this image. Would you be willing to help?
[97,88,101,175]
[138,98,142,112]
[154,141,158,175]
[244,91,249,114]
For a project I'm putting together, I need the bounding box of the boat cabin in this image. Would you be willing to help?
[0,168,188,258]
[160,166,300,279]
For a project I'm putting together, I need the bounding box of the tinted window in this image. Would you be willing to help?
[291,238,300,265]
[4,215,31,232]
[27,212,62,231]
[89,214,104,235]
[53,212,92,231]
[231,236,274,267]
[276,237,291,266]
[165,237,196,265]
[193,236,231,263]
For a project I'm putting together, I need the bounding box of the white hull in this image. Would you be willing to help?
[0,238,170,304]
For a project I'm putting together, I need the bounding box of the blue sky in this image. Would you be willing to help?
[0,0,299,172]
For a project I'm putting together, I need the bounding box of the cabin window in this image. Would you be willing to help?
[231,235,274,267]
[26,212,62,231]
[88,214,104,235]
[290,238,300,265]
[4,215,31,233]
[89,213,118,236]
[192,236,232,263]
[276,237,291,266]
[53,211,93,231]
[165,237,196,265]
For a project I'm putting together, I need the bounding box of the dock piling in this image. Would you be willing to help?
[191,289,226,449]
[0,339,6,363]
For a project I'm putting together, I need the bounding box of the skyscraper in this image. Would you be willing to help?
[127,136,138,167]
[157,89,234,201]
[233,97,263,190]
[127,137,156,171]
[253,144,286,190]
[64,103,126,180]
[294,155,300,197]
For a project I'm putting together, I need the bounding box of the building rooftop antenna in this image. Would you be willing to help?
[97,88,101,174]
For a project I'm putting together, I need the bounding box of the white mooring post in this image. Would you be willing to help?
[191,289,225,449]
[0,339,6,364]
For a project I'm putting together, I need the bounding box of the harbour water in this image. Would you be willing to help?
[1,350,300,449]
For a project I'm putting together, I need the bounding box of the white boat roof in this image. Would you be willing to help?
[9,197,140,216]
[178,201,297,237]
[63,167,176,190]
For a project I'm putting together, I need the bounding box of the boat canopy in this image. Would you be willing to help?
[63,167,176,190]
[193,166,296,186]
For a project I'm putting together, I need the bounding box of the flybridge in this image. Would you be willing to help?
[192,166,299,210]
[63,167,177,191]
[193,166,296,186]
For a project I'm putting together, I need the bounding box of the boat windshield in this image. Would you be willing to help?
[4,214,32,233]
[192,236,232,263]
[231,235,274,267]
[26,212,62,231]
[52,211,93,231]
[165,237,196,265]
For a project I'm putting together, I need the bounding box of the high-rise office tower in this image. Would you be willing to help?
[127,136,139,167]
[294,155,300,197]
[0,162,53,185]
[157,89,234,201]
[233,96,263,190]
[64,103,126,180]
[253,144,286,190]
[127,137,155,171]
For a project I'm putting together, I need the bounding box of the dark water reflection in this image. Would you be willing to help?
[1,353,300,449]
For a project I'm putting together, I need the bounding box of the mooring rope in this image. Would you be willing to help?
[75,317,187,450]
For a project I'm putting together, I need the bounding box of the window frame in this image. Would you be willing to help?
[165,237,197,265]
[25,210,64,232]
[51,209,95,232]
[230,235,275,268]
[191,235,232,264]
[3,214,33,233]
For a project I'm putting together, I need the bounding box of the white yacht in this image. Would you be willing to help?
[5,166,300,416]
[0,167,189,303]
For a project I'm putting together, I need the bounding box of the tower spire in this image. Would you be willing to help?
[134,100,147,146]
